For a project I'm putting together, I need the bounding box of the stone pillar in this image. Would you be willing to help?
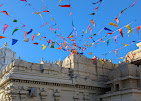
[73,92,80,101]
[53,89,61,101]
[83,93,90,101]
[40,92,47,101]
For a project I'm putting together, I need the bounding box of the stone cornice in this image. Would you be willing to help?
[0,78,107,92]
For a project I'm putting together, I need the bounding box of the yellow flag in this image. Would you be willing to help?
[59,0,62,2]
[83,30,84,33]
[109,22,119,28]
[37,33,40,36]
[126,24,133,33]
[123,43,129,46]
[42,44,46,50]
[85,29,87,34]
[127,30,130,37]
[120,57,123,59]
[52,18,54,21]
[100,59,104,64]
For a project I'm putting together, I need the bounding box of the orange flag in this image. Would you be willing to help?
[91,19,95,28]
[115,17,119,25]
[24,31,27,39]
[137,26,141,34]
[119,28,123,37]
[88,25,92,34]
[57,46,62,50]
[0,36,6,39]
[114,50,118,56]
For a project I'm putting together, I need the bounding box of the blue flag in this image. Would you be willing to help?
[104,27,112,31]
[12,39,18,45]
[27,29,33,35]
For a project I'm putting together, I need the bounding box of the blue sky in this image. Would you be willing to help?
[0,0,141,64]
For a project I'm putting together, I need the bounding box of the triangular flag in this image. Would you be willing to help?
[109,22,119,27]
[88,25,92,34]
[13,19,17,22]
[27,29,33,35]
[20,0,27,2]
[12,28,18,35]
[85,29,87,34]
[58,5,70,7]
[126,24,133,33]
[123,43,128,46]
[91,19,95,28]
[37,32,40,36]
[3,24,8,34]
[119,28,123,37]
[42,44,46,50]
[107,33,113,35]
[57,46,62,50]
[127,30,130,37]
[33,43,39,45]
[101,38,105,43]
[114,36,117,44]
[1,11,9,16]
[107,39,110,46]
[114,50,118,56]
[137,26,141,34]
[32,35,35,41]
[12,39,18,45]
[0,36,6,39]
[24,31,27,39]
[24,37,29,42]
[104,27,112,31]
[115,17,119,25]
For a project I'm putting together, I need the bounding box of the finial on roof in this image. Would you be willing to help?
[4,42,8,47]
[40,58,44,64]
[18,56,20,59]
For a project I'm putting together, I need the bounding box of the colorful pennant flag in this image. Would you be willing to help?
[88,25,92,34]
[123,43,128,46]
[42,44,46,50]
[91,19,95,28]
[126,24,133,33]
[13,19,17,22]
[101,38,105,43]
[57,46,62,50]
[58,5,70,7]
[104,27,112,31]
[12,28,18,35]
[119,28,123,37]
[137,26,141,34]
[37,32,40,36]
[20,0,27,2]
[88,52,93,55]
[107,33,113,35]
[1,11,9,16]
[0,36,6,39]
[89,13,95,15]
[32,35,35,41]
[114,50,118,56]
[107,39,110,46]
[24,31,27,39]
[33,43,39,45]
[27,29,33,35]
[24,37,29,42]
[114,36,117,44]
[12,39,18,45]
[3,24,8,34]
[109,22,119,27]
[115,17,119,25]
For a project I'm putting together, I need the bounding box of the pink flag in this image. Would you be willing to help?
[115,17,119,25]
[20,0,27,2]
[3,24,8,34]
[114,36,117,44]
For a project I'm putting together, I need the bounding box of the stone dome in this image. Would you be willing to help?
[108,63,138,80]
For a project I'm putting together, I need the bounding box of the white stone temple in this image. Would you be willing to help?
[0,42,141,101]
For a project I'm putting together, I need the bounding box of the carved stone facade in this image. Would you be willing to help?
[0,43,141,101]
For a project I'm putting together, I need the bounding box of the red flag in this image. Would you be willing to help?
[91,19,95,28]
[101,38,105,43]
[119,28,123,37]
[32,35,35,41]
[40,22,47,27]
[88,25,92,34]
[58,5,70,7]
[137,26,141,34]
[33,43,39,45]
[115,17,119,25]
[49,39,51,43]
[127,56,131,61]
[0,4,3,7]
[0,36,6,39]
[42,10,49,13]
[1,11,9,16]
[107,33,113,35]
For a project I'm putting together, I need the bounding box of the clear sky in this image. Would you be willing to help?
[0,0,141,64]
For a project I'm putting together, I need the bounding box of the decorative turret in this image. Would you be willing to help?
[0,43,16,70]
